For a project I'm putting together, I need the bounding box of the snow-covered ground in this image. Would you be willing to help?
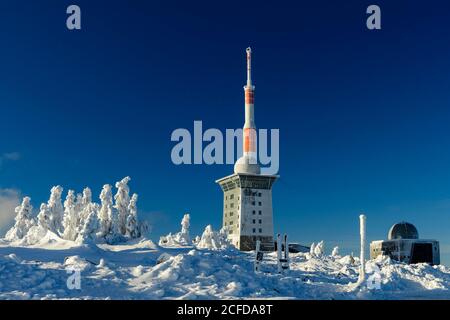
[1,238,449,300]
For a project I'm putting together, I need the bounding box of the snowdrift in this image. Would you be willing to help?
[1,241,449,300]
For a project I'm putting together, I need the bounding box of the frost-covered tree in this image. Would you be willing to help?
[5,197,36,241]
[158,213,190,247]
[3,176,147,245]
[196,225,231,250]
[76,203,99,243]
[37,203,52,231]
[178,213,190,245]
[74,193,83,215]
[114,177,131,235]
[98,184,113,237]
[192,235,201,245]
[47,186,64,234]
[309,243,316,256]
[331,246,340,257]
[62,190,79,241]
[79,187,92,220]
[126,193,139,238]
[138,220,149,238]
[314,240,325,256]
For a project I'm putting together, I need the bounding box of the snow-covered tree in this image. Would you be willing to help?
[309,243,316,256]
[76,203,99,243]
[138,220,149,238]
[5,197,36,241]
[159,213,190,247]
[79,187,92,220]
[126,193,139,238]
[62,190,79,241]
[331,246,340,257]
[47,186,64,234]
[196,225,231,250]
[114,177,131,235]
[179,213,190,245]
[98,184,113,237]
[74,193,83,215]
[3,176,147,246]
[192,235,201,245]
[314,240,325,256]
[37,203,51,231]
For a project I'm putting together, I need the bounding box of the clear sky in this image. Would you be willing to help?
[1,0,450,264]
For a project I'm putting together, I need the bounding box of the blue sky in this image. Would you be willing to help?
[1,0,450,264]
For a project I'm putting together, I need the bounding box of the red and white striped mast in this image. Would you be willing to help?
[243,47,257,161]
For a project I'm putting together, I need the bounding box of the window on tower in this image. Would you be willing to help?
[259,228,262,233]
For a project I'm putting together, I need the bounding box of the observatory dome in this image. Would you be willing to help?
[234,155,261,175]
[388,222,419,240]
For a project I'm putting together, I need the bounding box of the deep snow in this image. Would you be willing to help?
[0,238,449,300]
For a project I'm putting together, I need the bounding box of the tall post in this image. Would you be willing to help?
[277,233,282,273]
[358,214,366,284]
[284,234,290,271]
[254,240,262,272]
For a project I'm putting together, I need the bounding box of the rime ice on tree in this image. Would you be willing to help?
[98,184,113,237]
[47,186,64,235]
[62,190,79,241]
[159,213,191,247]
[5,197,35,241]
[4,176,145,246]
[114,176,131,235]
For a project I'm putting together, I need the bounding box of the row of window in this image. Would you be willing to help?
[252,210,262,215]
[225,194,240,201]
[226,227,262,234]
[252,219,262,224]
[226,193,264,201]
[251,201,262,206]
[225,212,240,218]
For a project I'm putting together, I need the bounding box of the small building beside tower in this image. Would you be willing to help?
[370,221,440,265]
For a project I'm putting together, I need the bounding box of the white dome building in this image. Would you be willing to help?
[370,222,440,265]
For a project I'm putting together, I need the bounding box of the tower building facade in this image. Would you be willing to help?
[216,48,278,251]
